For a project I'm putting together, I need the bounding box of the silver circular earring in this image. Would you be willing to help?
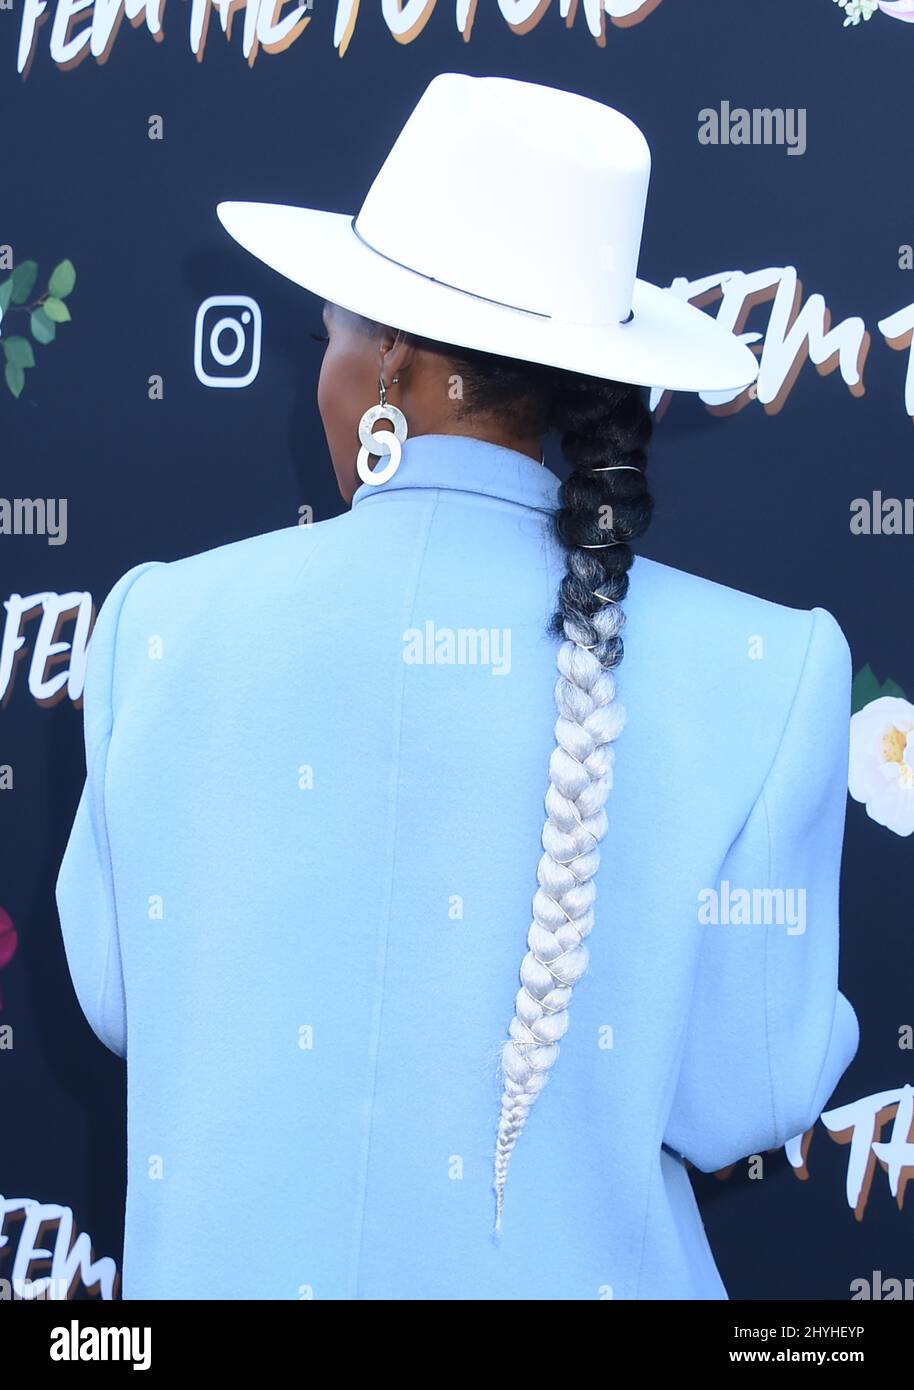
[356,375,408,487]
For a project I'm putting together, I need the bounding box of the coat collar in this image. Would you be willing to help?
[350,432,561,514]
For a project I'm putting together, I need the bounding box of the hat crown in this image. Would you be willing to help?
[353,74,651,328]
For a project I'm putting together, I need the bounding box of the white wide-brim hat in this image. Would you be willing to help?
[216,73,759,395]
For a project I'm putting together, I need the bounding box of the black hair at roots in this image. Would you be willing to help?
[346,309,655,672]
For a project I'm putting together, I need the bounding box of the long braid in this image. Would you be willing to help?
[492,378,654,1232]
[341,308,655,1234]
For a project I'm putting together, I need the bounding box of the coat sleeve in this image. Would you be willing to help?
[55,560,163,1058]
[662,605,861,1172]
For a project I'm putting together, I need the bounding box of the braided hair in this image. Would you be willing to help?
[346,314,654,1232]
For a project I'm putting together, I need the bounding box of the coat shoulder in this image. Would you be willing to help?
[626,553,849,672]
[620,554,851,790]
[106,516,346,609]
[629,552,809,626]
[603,555,852,845]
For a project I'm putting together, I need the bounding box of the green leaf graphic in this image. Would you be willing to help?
[3,335,35,369]
[30,308,56,344]
[42,296,71,323]
[48,259,76,298]
[851,662,908,715]
[10,261,38,305]
[1,255,76,395]
[5,361,25,398]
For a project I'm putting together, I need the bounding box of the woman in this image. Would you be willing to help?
[57,73,859,1299]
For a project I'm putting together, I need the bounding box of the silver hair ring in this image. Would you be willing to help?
[545,890,584,932]
[537,951,577,986]
[556,856,587,885]
[585,463,644,475]
[569,809,601,849]
[554,846,596,871]
[514,949,575,1020]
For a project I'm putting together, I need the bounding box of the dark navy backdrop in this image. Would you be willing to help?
[2,0,911,1299]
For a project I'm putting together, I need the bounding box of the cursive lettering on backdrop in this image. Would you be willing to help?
[15,0,663,73]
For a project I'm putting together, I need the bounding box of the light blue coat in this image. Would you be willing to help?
[56,431,859,1300]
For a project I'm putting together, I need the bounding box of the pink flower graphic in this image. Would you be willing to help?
[877,0,914,19]
[0,907,17,1010]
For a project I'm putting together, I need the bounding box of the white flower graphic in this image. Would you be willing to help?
[833,0,914,22]
[849,696,914,836]
[834,0,879,22]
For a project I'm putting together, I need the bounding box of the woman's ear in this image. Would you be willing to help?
[378,326,415,384]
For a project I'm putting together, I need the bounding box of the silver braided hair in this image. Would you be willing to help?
[493,615,625,1230]
[491,377,654,1232]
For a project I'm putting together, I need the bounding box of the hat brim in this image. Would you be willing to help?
[216,200,759,395]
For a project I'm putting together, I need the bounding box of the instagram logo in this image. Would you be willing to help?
[194,295,262,388]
